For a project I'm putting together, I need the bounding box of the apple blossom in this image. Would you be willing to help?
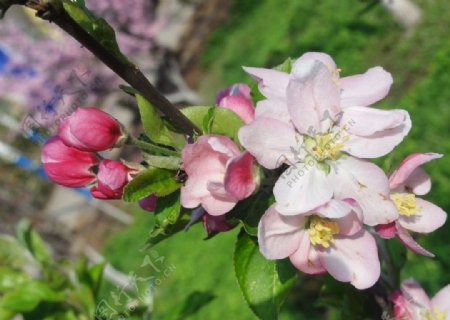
[58,107,124,152]
[216,83,255,124]
[180,135,258,216]
[90,160,136,199]
[239,52,410,225]
[41,136,99,188]
[258,199,380,289]
[390,279,450,320]
[376,153,447,256]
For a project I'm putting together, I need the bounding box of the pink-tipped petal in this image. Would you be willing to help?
[274,164,334,215]
[389,153,443,190]
[294,52,337,71]
[289,231,326,275]
[258,204,304,259]
[238,117,298,169]
[400,279,432,318]
[431,284,450,319]
[288,59,341,134]
[375,222,397,239]
[403,167,432,196]
[340,67,393,108]
[243,66,289,100]
[254,99,291,124]
[219,95,255,124]
[319,230,380,290]
[396,223,435,257]
[341,109,411,158]
[332,157,398,226]
[398,198,447,234]
[224,151,256,200]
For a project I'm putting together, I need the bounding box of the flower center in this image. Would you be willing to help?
[391,193,419,217]
[308,217,340,248]
[420,307,447,320]
[305,131,345,162]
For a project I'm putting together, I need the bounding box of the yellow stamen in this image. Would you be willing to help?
[391,193,419,217]
[420,307,447,320]
[308,217,340,248]
[308,130,346,162]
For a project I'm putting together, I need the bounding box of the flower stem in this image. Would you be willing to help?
[128,137,180,157]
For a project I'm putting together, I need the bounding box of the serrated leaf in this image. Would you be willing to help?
[62,0,132,66]
[136,94,185,149]
[234,231,297,320]
[16,219,52,265]
[181,106,244,144]
[123,167,181,202]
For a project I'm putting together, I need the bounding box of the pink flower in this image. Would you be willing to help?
[217,83,255,124]
[58,107,123,152]
[239,52,411,225]
[181,135,258,216]
[41,136,99,188]
[390,279,450,320]
[376,153,447,256]
[90,160,135,199]
[139,194,158,212]
[258,199,380,289]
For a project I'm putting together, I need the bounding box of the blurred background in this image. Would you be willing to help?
[0,0,449,319]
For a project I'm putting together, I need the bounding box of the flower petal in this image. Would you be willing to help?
[335,211,363,236]
[332,156,398,226]
[396,223,434,257]
[398,198,447,233]
[341,109,411,158]
[400,279,432,319]
[224,151,256,200]
[289,231,326,275]
[340,67,393,108]
[219,95,255,124]
[375,222,397,239]
[274,163,333,215]
[314,199,354,219]
[389,153,442,190]
[288,59,341,135]
[258,204,304,259]
[431,284,450,319]
[238,117,299,169]
[243,66,289,100]
[319,229,380,289]
[294,52,337,71]
[403,167,432,196]
[254,99,291,124]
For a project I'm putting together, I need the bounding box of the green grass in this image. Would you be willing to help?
[103,0,450,318]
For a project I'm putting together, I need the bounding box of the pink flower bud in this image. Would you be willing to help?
[217,83,255,124]
[58,107,123,152]
[90,160,135,199]
[41,136,99,188]
[202,213,234,236]
[139,194,158,212]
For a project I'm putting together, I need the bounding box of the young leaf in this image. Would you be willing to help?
[136,94,186,149]
[234,231,297,320]
[0,235,35,269]
[16,220,52,265]
[152,191,182,232]
[181,106,244,144]
[123,167,181,202]
[62,0,132,66]
[143,155,182,170]
[274,58,293,73]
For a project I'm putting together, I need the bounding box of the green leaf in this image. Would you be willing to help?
[273,58,293,73]
[147,215,191,247]
[181,106,244,144]
[202,107,216,134]
[123,167,181,202]
[153,191,181,229]
[143,154,182,170]
[0,235,36,269]
[0,268,29,292]
[136,94,186,149]
[154,291,215,320]
[62,0,132,66]
[0,281,65,313]
[229,192,275,236]
[16,219,52,265]
[234,231,297,320]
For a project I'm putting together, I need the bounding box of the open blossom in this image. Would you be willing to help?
[59,107,124,152]
[181,135,258,216]
[90,160,136,199]
[217,83,255,124]
[239,52,411,225]
[390,279,450,320]
[258,199,380,289]
[376,153,447,256]
[41,136,99,188]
